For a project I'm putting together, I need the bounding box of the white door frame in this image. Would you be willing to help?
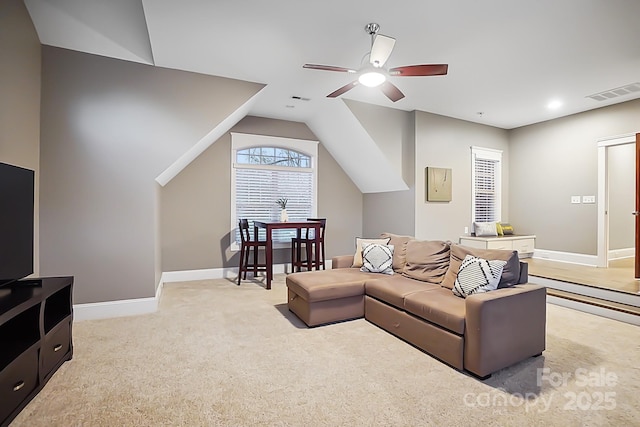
[597,132,637,267]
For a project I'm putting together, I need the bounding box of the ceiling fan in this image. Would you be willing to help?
[303,23,448,102]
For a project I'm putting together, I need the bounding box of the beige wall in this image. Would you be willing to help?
[349,102,416,237]
[39,46,264,304]
[509,99,640,255]
[415,111,510,242]
[346,100,414,185]
[160,116,363,271]
[363,188,415,237]
[317,141,363,257]
[0,0,41,275]
[9,0,639,307]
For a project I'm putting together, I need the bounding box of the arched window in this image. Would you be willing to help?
[236,147,311,168]
[231,133,318,249]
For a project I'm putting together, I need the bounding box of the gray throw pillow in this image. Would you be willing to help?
[474,222,498,237]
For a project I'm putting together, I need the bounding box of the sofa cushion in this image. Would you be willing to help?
[452,255,507,298]
[403,288,466,335]
[401,239,451,284]
[442,244,520,290]
[360,243,394,275]
[380,232,414,272]
[365,276,440,309]
[286,269,375,303]
[352,237,391,267]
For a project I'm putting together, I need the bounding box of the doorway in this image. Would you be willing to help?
[597,133,638,280]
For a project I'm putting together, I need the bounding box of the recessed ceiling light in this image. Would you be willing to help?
[547,99,563,110]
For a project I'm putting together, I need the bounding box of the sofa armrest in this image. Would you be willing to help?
[464,284,546,378]
[331,255,355,269]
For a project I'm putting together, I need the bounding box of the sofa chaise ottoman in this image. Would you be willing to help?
[285,233,546,379]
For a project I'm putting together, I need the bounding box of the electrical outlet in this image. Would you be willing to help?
[571,196,581,204]
[464,226,469,235]
[582,195,596,204]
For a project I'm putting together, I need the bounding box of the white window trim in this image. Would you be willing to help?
[230,132,318,251]
[471,146,502,227]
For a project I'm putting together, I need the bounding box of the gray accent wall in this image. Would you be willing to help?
[415,111,510,242]
[39,46,264,304]
[509,99,640,255]
[160,116,363,271]
[0,0,41,275]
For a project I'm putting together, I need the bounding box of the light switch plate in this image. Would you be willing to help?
[571,196,581,204]
[583,195,596,204]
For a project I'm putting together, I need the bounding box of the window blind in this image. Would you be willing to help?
[471,146,502,225]
[474,158,498,222]
[235,165,313,245]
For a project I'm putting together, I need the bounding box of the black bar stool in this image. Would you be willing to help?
[291,218,326,272]
[237,219,267,284]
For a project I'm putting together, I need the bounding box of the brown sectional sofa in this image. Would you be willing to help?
[286,234,546,379]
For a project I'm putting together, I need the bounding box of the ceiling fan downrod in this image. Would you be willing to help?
[365,22,380,47]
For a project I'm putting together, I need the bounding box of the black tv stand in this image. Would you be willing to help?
[0,276,73,427]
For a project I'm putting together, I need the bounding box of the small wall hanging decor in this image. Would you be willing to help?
[426,167,452,202]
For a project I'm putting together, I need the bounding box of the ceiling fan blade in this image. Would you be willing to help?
[380,81,405,102]
[389,64,448,76]
[370,34,395,67]
[303,64,357,73]
[327,81,359,98]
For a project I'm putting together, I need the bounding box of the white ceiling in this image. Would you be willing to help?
[24,0,640,130]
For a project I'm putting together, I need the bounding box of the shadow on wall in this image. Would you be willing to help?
[220,231,237,268]
[220,231,296,269]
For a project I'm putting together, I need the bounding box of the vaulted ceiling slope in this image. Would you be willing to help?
[24,0,640,191]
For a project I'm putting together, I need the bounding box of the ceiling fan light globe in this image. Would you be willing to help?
[358,71,386,87]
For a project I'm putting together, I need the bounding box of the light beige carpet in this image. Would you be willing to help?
[11,275,640,426]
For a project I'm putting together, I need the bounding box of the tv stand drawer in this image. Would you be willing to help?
[0,346,38,422]
[42,318,72,376]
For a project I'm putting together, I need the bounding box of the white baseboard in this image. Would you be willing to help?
[533,249,598,266]
[608,247,634,260]
[159,261,332,283]
[160,267,229,283]
[534,248,634,265]
[74,262,324,321]
[74,297,158,321]
[161,263,286,283]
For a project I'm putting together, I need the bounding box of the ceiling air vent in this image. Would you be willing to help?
[587,83,640,101]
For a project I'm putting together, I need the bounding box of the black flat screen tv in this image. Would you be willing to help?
[0,162,35,288]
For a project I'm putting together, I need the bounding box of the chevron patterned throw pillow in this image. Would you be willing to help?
[452,254,507,298]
